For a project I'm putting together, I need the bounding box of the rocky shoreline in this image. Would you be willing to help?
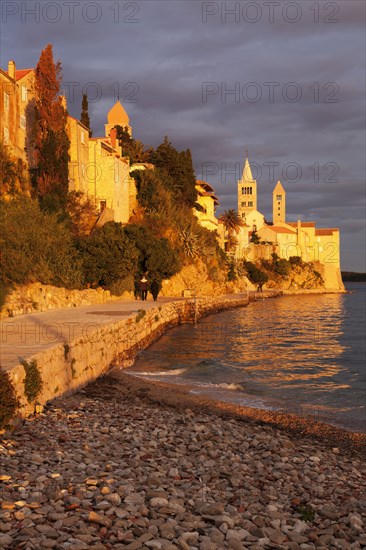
[1,372,365,550]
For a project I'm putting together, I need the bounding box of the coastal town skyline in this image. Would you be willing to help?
[1,0,365,271]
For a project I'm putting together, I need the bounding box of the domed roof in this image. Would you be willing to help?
[107,101,129,125]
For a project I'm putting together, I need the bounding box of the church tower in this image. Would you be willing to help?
[273,180,286,223]
[105,100,132,138]
[237,152,257,221]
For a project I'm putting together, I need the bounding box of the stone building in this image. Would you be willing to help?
[1,58,136,225]
[231,153,343,289]
[195,180,220,231]
[0,61,35,166]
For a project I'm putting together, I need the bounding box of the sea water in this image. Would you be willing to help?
[125,283,366,433]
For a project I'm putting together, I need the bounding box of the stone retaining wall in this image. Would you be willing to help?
[1,283,124,319]
[7,295,251,420]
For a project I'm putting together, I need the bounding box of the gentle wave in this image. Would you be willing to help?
[125,285,366,433]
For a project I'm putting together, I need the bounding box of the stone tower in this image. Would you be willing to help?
[105,100,132,138]
[237,153,257,222]
[273,180,286,223]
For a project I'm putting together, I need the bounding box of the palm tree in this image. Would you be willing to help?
[218,209,244,236]
[127,140,153,163]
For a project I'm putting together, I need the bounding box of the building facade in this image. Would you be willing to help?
[232,154,343,289]
[1,58,136,225]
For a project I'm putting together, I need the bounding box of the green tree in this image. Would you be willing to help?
[33,44,70,201]
[0,197,83,294]
[80,94,92,136]
[250,230,260,244]
[114,125,152,163]
[77,222,139,287]
[123,224,181,280]
[153,137,197,207]
[244,261,269,290]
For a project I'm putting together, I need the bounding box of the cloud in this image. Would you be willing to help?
[1,0,365,270]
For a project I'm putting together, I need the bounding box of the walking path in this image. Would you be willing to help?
[0,292,266,370]
[0,297,182,370]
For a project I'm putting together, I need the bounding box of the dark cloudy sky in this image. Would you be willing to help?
[1,0,365,270]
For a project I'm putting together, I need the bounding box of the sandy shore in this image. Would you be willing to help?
[1,371,365,550]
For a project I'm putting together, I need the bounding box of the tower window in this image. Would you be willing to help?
[100,200,107,211]
[276,195,282,200]
[278,207,281,211]
[241,201,246,207]
[250,187,252,194]
[248,201,253,207]
[242,187,245,194]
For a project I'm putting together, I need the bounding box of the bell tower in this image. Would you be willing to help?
[237,151,257,222]
[105,100,132,138]
[273,180,286,223]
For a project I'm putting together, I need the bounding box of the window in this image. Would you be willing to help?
[276,195,282,200]
[4,92,9,111]
[99,200,107,211]
[241,201,246,207]
[3,127,9,144]
[278,206,281,211]
[241,187,245,194]
[242,213,245,218]
[20,115,26,129]
[248,201,253,207]
[249,187,252,194]
[21,84,27,103]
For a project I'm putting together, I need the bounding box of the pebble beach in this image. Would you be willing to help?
[1,371,365,550]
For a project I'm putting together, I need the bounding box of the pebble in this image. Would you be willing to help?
[0,376,365,550]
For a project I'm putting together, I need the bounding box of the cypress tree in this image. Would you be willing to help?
[34,44,70,201]
[80,94,92,136]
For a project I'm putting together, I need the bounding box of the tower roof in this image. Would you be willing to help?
[273,180,285,194]
[241,155,254,182]
[107,100,129,126]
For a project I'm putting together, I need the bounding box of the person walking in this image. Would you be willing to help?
[150,279,162,301]
[139,275,148,301]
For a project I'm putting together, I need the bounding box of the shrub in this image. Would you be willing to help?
[244,261,269,288]
[0,368,20,429]
[260,259,272,271]
[289,256,303,266]
[275,258,291,277]
[136,309,146,323]
[250,230,260,244]
[0,197,83,295]
[21,359,43,404]
[77,222,139,287]
[109,275,135,296]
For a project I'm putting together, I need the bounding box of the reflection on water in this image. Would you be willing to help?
[126,286,366,433]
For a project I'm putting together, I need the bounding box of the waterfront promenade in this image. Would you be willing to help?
[0,293,268,370]
[0,296,181,370]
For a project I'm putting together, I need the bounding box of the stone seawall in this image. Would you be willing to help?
[7,294,252,421]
